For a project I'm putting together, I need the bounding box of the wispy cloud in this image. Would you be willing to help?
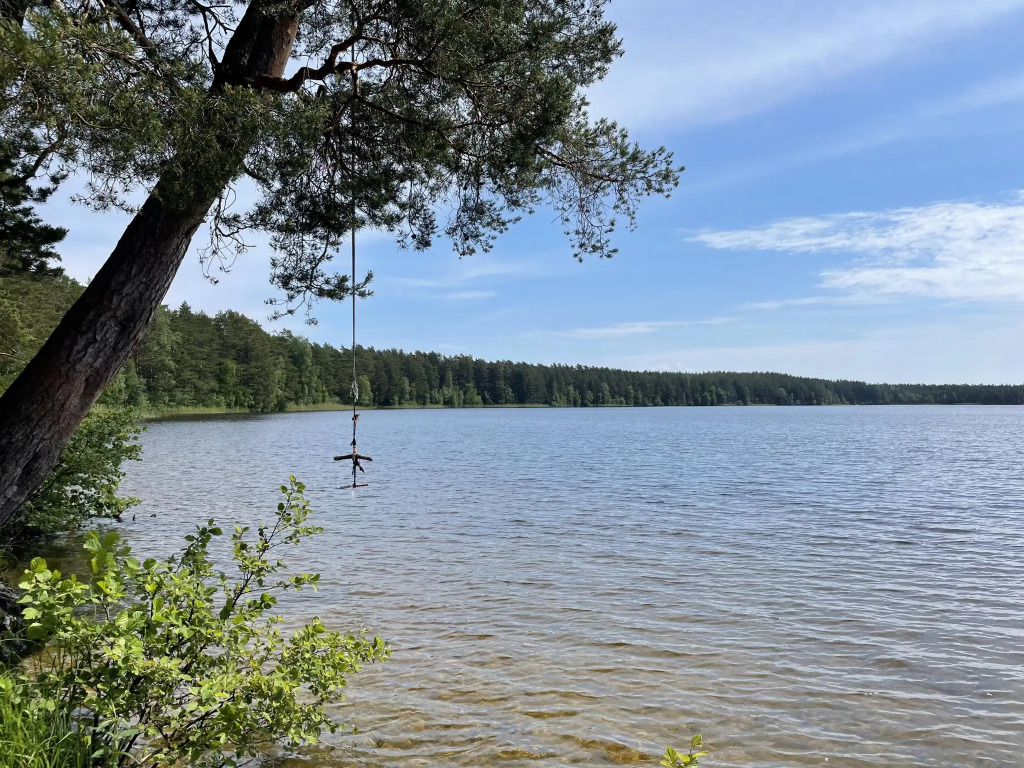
[386,258,535,305]
[931,70,1024,115]
[741,296,878,311]
[693,195,1024,303]
[589,0,1024,130]
[427,290,496,301]
[393,260,531,291]
[682,67,1024,194]
[556,317,735,340]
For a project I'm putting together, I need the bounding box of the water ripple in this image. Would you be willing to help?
[110,406,1024,767]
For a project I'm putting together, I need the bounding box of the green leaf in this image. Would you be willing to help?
[4,475,389,767]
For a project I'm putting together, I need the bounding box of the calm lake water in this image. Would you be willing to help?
[107,406,1024,767]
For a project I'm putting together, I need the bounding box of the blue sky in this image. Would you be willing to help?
[46,0,1024,384]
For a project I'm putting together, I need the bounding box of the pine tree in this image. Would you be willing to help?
[0,1,681,526]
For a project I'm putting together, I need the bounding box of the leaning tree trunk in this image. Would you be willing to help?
[0,3,300,534]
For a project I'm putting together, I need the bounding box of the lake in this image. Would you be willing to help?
[110,406,1024,767]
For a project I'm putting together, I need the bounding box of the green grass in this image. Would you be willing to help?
[284,402,357,412]
[0,675,93,768]
[137,404,254,420]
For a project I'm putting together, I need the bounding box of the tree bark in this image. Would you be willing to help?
[0,2,300,535]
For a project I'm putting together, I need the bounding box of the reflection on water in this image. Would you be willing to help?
[69,407,1024,766]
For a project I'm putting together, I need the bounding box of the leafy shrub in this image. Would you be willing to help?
[10,477,389,768]
[15,406,142,537]
[662,735,708,767]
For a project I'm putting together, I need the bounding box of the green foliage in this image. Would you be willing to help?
[661,735,708,767]
[117,303,1024,410]
[356,373,373,407]
[0,164,66,277]
[0,5,192,213]
[6,272,1024,415]
[0,269,81,390]
[0,116,67,278]
[11,477,389,768]
[108,301,1024,410]
[0,291,29,385]
[0,674,92,768]
[0,270,140,540]
[2,0,680,317]
[17,407,142,535]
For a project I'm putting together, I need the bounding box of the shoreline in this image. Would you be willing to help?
[137,401,1015,421]
[138,402,552,420]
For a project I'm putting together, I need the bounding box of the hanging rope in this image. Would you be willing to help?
[332,20,372,488]
[350,51,359,489]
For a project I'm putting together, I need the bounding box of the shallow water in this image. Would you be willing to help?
[103,406,1024,766]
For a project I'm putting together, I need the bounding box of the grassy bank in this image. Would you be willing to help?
[0,676,91,768]
[137,404,256,420]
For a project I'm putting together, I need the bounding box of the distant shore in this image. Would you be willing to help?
[139,402,553,420]
[138,401,1017,421]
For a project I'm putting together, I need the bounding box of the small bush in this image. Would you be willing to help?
[662,735,708,767]
[10,477,389,768]
[17,406,142,537]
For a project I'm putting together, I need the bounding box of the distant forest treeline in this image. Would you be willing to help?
[3,273,1024,410]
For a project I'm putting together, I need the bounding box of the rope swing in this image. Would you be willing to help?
[334,33,372,489]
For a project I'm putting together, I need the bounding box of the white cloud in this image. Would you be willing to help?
[557,317,734,339]
[741,296,873,311]
[692,196,1024,303]
[590,0,1024,129]
[931,70,1024,115]
[429,290,496,301]
[386,259,536,304]
[393,260,531,290]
